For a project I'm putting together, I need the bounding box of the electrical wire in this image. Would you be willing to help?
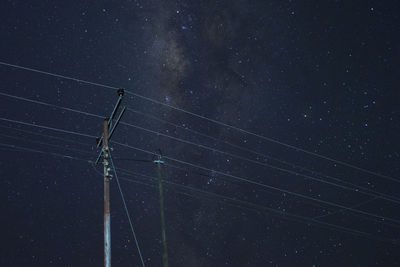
[1,114,399,226]
[2,120,335,215]
[0,92,104,119]
[118,120,400,204]
[1,92,336,186]
[127,107,317,169]
[1,93,399,206]
[109,152,146,267]
[313,197,379,220]
[90,168,400,244]
[0,142,91,163]
[0,133,93,156]
[0,117,96,139]
[2,141,398,244]
[0,124,93,147]
[0,123,376,225]
[114,168,399,245]
[0,62,397,249]
[0,61,397,183]
[127,107,395,204]
[124,91,399,183]
[163,161,400,230]
[0,61,116,91]
[111,141,400,225]
[3,125,397,231]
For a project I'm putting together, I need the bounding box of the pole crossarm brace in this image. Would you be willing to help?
[96,88,125,148]
[95,89,125,165]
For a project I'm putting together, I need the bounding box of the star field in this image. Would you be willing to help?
[1,1,400,266]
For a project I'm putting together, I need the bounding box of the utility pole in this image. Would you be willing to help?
[96,89,126,267]
[103,119,111,267]
[154,153,168,267]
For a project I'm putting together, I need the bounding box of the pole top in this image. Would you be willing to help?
[153,149,165,164]
[117,88,124,96]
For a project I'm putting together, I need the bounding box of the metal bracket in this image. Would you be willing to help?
[95,89,126,165]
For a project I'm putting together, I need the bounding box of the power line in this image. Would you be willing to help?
[111,141,400,225]
[127,107,395,204]
[1,114,399,225]
[108,152,146,267]
[0,140,146,264]
[124,92,398,183]
[163,161,400,230]
[0,120,334,215]
[2,140,399,244]
[0,142,90,162]
[0,124,93,147]
[0,61,396,183]
[0,133,93,156]
[1,63,399,241]
[0,61,117,91]
[313,197,379,220]
[118,120,400,205]
[3,122,398,230]
[0,92,104,119]
[2,93,399,206]
[128,107,311,168]
[0,122,372,224]
[0,117,96,139]
[115,168,399,245]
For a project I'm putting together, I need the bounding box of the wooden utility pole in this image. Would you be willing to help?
[95,89,125,267]
[103,119,111,267]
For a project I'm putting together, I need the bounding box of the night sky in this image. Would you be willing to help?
[1,1,400,266]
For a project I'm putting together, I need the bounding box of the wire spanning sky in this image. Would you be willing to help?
[1,1,400,266]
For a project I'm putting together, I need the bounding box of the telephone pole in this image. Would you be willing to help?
[154,153,168,267]
[96,89,126,267]
[103,119,111,267]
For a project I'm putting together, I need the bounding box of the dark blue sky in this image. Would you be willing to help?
[1,1,400,266]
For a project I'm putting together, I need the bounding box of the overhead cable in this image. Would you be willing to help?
[0,117,96,138]
[109,152,146,267]
[115,168,399,245]
[111,141,400,225]
[1,140,398,245]
[1,93,398,205]
[0,61,396,183]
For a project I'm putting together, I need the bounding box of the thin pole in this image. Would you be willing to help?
[103,119,111,267]
[157,162,168,267]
